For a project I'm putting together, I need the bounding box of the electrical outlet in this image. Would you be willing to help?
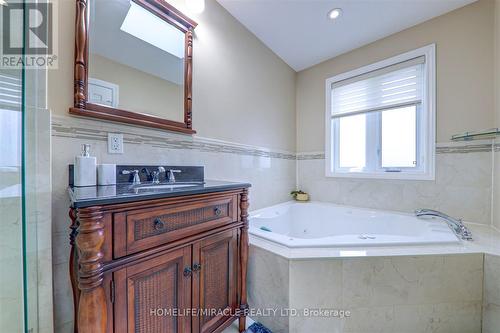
[108,133,123,154]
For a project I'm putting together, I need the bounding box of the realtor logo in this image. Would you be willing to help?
[1,0,58,68]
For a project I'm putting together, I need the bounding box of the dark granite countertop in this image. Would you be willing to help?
[68,180,251,208]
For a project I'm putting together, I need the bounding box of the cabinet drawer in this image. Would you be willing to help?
[114,195,238,257]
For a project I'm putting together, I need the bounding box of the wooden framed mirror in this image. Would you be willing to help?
[70,0,197,134]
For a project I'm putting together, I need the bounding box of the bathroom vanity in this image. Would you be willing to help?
[68,166,250,333]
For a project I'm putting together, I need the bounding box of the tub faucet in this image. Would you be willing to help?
[414,209,473,241]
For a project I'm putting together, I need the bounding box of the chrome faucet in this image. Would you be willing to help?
[153,167,166,184]
[141,166,166,184]
[149,167,165,184]
[121,169,141,185]
[414,209,473,241]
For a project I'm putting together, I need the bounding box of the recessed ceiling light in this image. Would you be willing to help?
[328,8,342,20]
[186,0,205,14]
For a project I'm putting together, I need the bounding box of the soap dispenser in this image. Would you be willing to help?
[74,144,97,187]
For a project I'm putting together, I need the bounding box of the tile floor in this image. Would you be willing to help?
[222,318,254,332]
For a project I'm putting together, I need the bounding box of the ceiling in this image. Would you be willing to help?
[216,0,477,71]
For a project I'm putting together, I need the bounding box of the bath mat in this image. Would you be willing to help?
[245,322,273,333]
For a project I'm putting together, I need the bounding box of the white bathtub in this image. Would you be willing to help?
[249,201,460,248]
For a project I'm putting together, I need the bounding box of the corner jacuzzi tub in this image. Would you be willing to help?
[247,202,484,333]
[249,201,460,247]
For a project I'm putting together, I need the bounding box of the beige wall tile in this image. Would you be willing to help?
[290,259,343,309]
[248,246,290,333]
[483,303,500,333]
[493,150,500,230]
[343,306,395,333]
[484,254,500,305]
[483,254,500,333]
[297,152,492,225]
[52,262,75,329]
[393,302,482,333]
[289,259,344,333]
[342,255,483,308]
[250,249,484,333]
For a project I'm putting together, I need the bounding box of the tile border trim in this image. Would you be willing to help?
[436,143,493,154]
[52,116,495,161]
[51,115,297,160]
[298,142,495,160]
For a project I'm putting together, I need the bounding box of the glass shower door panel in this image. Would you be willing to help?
[24,66,51,333]
[0,3,49,330]
[0,69,25,332]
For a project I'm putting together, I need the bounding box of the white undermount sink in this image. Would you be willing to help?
[135,183,200,191]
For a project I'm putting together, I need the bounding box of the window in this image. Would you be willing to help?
[0,70,22,169]
[325,45,435,180]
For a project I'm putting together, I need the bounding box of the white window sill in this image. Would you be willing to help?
[325,171,435,181]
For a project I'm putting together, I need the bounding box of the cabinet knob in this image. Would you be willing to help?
[214,208,222,216]
[183,267,192,277]
[193,263,202,271]
[153,218,165,230]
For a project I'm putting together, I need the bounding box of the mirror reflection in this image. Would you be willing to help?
[88,0,185,121]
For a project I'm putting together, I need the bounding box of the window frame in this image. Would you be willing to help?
[325,44,436,180]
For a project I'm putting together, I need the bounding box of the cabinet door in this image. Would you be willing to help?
[192,230,238,333]
[114,246,192,333]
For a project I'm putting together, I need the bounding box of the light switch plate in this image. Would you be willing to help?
[108,133,123,154]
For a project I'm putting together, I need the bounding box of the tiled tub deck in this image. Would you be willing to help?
[248,229,500,333]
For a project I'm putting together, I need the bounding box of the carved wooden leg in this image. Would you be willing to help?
[69,208,80,333]
[239,189,249,333]
[75,207,107,333]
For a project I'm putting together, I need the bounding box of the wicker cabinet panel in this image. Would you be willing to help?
[113,246,192,333]
[114,195,238,257]
[192,230,238,333]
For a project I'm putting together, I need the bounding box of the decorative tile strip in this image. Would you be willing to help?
[296,144,495,160]
[296,144,494,161]
[296,152,325,160]
[51,115,297,160]
[52,116,495,161]
[436,143,493,154]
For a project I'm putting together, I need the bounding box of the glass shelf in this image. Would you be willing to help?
[451,128,500,141]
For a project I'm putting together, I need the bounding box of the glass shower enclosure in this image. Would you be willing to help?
[0,1,52,332]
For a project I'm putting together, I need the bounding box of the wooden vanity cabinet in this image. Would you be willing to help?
[113,245,193,333]
[69,188,249,333]
[194,230,238,333]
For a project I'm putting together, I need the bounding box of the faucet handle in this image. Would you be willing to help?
[167,169,181,183]
[460,224,473,240]
[121,169,139,175]
[121,169,141,185]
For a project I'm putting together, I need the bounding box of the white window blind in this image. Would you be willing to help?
[325,44,436,180]
[0,72,22,111]
[331,56,425,118]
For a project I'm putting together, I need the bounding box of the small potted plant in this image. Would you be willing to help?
[290,190,309,202]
